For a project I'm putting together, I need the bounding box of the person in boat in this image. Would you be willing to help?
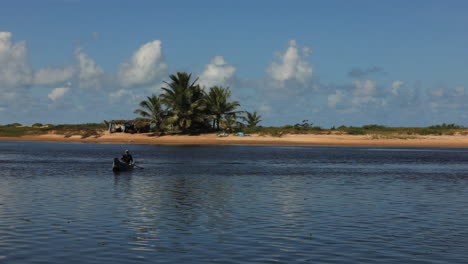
[121,150,133,165]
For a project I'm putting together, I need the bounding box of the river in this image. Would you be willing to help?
[0,141,467,263]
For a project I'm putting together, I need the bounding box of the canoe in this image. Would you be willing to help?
[112,158,134,172]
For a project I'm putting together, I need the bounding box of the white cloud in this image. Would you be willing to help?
[33,67,75,85]
[350,80,384,107]
[267,40,313,84]
[119,40,167,87]
[390,80,404,95]
[429,88,444,98]
[199,56,236,88]
[109,89,138,103]
[0,32,77,89]
[75,48,104,89]
[0,32,32,88]
[259,104,271,113]
[454,86,465,96]
[429,86,465,99]
[328,90,345,108]
[48,87,70,101]
[352,80,377,96]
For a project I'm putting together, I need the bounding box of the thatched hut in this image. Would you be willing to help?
[107,119,150,133]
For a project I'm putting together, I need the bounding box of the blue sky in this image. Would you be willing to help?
[1,0,467,127]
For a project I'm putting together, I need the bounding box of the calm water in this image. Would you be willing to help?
[0,141,467,264]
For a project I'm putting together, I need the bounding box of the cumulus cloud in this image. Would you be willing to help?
[454,86,465,96]
[429,86,465,99]
[48,87,70,101]
[352,80,377,97]
[0,32,32,88]
[328,90,345,108]
[199,56,236,88]
[267,40,313,84]
[75,48,104,89]
[109,89,139,103]
[390,80,404,95]
[429,88,445,98]
[426,85,467,114]
[351,80,383,106]
[325,80,384,111]
[119,40,167,87]
[34,67,75,85]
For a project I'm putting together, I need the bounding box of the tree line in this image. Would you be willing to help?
[134,72,261,134]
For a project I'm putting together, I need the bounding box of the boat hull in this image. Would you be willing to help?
[112,158,134,172]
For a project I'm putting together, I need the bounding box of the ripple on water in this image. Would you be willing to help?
[0,142,467,263]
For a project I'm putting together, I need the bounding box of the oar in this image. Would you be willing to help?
[133,164,144,169]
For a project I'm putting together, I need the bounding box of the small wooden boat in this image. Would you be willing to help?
[112,158,134,172]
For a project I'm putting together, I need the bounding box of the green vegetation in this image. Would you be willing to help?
[1,120,465,139]
[239,123,466,137]
[335,123,466,136]
[135,72,246,134]
[241,111,262,128]
[205,86,241,130]
[159,72,207,133]
[0,125,34,137]
[133,94,166,132]
[0,123,106,138]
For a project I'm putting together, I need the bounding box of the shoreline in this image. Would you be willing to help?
[1,133,468,148]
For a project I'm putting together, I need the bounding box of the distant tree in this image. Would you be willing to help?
[241,111,262,128]
[429,123,463,129]
[32,123,43,127]
[7,123,22,127]
[205,86,241,130]
[134,94,166,132]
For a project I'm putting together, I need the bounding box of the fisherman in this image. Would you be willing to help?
[121,150,133,164]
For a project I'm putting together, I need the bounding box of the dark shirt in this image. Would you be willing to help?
[121,153,133,164]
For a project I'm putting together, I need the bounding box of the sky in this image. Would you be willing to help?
[1,0,467,127]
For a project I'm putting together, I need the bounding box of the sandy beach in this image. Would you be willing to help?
[1,132,468,147]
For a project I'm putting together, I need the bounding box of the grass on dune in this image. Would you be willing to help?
[240,123,467,137]
[0,123,107,138]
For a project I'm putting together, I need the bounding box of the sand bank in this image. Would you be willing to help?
[1,132,468,147]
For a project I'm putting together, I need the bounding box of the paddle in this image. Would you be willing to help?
[133,163,144,169]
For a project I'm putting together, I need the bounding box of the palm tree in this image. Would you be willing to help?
[133,94,166,132]
[241,111,262,128]
[221,113,241,132]
[160,72,206,132]
[205,86,241,130]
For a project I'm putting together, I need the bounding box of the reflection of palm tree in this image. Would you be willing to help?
[241,111,262,127]
[161,72,206,132]
[205,86,241,130]
[134,94,166,132]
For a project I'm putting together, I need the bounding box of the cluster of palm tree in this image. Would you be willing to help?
[134,72,261,134]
